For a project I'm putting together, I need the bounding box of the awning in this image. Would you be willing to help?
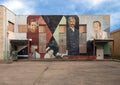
[10,39,28,46]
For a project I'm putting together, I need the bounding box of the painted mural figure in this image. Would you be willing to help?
[27,19,39,58]
[92,21,108,39]
[28,19,38,33]
[44,49,55,59]
[88,21,108,56]
[67,17,79,55]
[27,19,38,45]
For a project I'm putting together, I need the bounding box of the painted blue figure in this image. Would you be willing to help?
[67,17,79,55]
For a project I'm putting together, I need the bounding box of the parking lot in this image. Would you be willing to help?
[0,61,120,85]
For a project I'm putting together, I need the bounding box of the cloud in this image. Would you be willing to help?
[71,0,106,8]
[0,0,120,31]
[91,0,105,6]
[71,0,120,31]
[1,0,36,14]
[110,12,120,31]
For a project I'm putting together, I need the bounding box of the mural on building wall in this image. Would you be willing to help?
[66,16,79,55]
[27,15,110,59]
[92,21,108,39]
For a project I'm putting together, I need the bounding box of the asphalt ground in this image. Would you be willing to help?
[0,61,120,85]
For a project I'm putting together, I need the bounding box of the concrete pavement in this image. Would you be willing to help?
[0,61,120,85]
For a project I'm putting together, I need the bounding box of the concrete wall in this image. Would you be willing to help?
[15,15,27,39]
[110,29,120,56]
[0,6,28,60]
[0,5,16,60]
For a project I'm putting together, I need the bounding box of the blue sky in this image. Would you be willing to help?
[0,0,120,31]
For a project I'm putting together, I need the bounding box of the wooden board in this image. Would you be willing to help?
[18,25,27,33]
[79,25,87,53]
[7,21,14,32]
[79,44,87,53]
[39,33,46,53]
[59,25,66,53]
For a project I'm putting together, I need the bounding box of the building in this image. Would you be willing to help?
[0,5,112,61]
[110,29,120,57]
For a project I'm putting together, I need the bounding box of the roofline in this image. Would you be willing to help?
[0,5,16,15]
[16,14,110,16]
[110,29,120,34]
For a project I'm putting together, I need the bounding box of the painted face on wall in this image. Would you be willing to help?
[93,22,101,33]
[68,18,76,28]
[29,21,37,33]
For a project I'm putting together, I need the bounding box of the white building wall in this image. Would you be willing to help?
[2,7,28,60]
[15,15,28,39]
[5,7,16,60]
[6,9,16,39]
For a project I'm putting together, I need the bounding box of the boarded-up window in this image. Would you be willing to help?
[39,25,46,33]
[79,25,86,33]
[18,25,27,33]
[59,25,66,33]
[79,24,87,53]
[59,25,66,53]
[39,25,46,53]
[8,21,14,32]
[39,33,46,53]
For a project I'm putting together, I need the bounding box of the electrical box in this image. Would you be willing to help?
[96,46,104,60]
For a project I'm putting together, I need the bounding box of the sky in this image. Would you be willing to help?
[0,0,120,31]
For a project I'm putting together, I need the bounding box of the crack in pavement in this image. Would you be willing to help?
[33,63,51,85]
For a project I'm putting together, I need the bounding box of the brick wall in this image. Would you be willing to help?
[110,29,120,56]
[0,6,3,59]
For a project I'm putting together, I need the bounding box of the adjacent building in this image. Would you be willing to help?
[110,29,120,57]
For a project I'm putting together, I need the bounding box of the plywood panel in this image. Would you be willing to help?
[79,44,87,53]
[59,45,66,53]
[59,25,66,33]
[79,25,87,53]
[79,25,86,33]
[8,21,14,32]
[59,33,66,45]
[18,25,27,33]
[39,33,46,45]
[79,33,86,44]
[39,33,46,53]
[39,25,46,33]
[59,25,66,53]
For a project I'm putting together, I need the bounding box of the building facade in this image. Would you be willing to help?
[0,5,111,60]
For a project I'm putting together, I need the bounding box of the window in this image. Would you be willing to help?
[79,24,87,53]
[39,25,46,33]
[59,25,66,33]
[8,21,14,32]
